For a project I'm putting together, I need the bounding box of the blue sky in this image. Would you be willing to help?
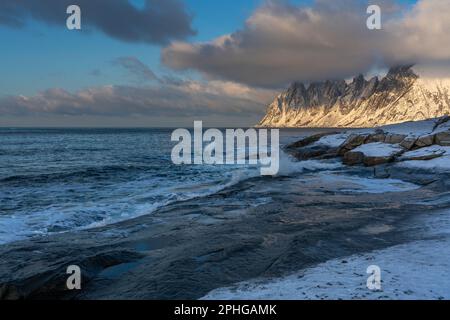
[0,0,264,97]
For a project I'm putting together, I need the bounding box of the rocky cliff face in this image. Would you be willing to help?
[258,66,450,128]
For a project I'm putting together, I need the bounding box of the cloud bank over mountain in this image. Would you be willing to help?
[163,0,450,87]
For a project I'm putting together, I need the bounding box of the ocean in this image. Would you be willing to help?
[0,127,327,244]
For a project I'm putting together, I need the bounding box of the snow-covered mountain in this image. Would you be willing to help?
[258,66,450,128]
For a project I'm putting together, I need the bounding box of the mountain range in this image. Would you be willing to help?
[258,66,450,128]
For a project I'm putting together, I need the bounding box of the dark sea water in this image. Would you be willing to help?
[0,127,330,244]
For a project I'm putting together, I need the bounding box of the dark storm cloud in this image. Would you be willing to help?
[162,0,450,88]
[0,0,195,44]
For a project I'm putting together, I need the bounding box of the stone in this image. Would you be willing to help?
[401,152,445,161]
[363,155,395,167]
[338,134,368,155]
[435,131,450,146]
[414,134,435,148]
[366,133,387,144]
[384,133,407,144]
[400,137,417,150]
[291,145,334,160]
[433,115,450,131]
[343,151,365,165]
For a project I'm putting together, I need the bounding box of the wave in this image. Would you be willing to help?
[0,164,157,185]
[0,150,343,245]
[0,164,262,245]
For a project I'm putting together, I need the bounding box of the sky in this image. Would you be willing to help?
[1,0,448,127]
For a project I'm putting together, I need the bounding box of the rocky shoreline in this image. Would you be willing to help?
[286,116,450,169]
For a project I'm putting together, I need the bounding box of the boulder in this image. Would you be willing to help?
[338,134,368,155]
[351,142,404,167]
[366,133,387,144]
[363,155,396,167]
[435,131,450,146]
[343,151,365,165]
[401,152,445,161]
[400,137,417,150]
[291,145,335,160]
[399,145,448,162]
[384,133,407,144]
[414,134,435,148]
[433,115,450,131]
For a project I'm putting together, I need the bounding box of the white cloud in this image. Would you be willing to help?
[0,80,276,126]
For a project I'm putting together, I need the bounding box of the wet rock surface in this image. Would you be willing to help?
[1,166,449,300]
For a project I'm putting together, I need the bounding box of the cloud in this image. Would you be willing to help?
[0,0,195,44]
[384,0,450,65]
[0,80,276,125]
[113,56,159,82]
[162,0,450,87]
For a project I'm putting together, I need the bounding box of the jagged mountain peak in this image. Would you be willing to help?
[386,64,417,79]
[258,65,450,128]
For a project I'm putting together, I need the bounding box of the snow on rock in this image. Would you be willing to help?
[399,145,450,161]
[352,142,404,158]
[286,117,450,167]
[397,155,450,171]
[314,134,350,148]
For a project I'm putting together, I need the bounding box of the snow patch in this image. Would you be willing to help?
[352,142,403,158]
[315,134,349,148]
[397,155,450,171]
[399,145,450,160]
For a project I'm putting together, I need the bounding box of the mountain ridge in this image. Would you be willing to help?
[257,66,450,128]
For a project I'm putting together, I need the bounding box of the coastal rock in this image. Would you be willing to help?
[400,137,417,150]
[364,156,396,167]
[415,135,435,148]
[385,134,407,144]
[433,116,450,131]
[351,143,404,167]
[287,118,450,168]
[400,146,446,161]
[435,131,450,146]
[338,134,368,155]
[291,145,335,160]
[343,151,365,165]
[366,133,387,144]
